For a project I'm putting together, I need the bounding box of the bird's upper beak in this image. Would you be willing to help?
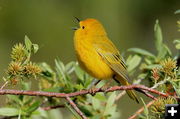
[72,17,81,30]
[74,17,80,23]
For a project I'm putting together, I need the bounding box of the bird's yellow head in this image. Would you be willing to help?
[74,18,107,38]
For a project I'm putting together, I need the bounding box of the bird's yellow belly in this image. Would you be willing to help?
[76,44,114,80]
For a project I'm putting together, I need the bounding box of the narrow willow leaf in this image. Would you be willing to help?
[104,92,116,116]
[47,109,63,119]
[79,106,93,117]
[173,39,180,49]
[94,93,106,101]
[65,103,81,119]
[22,81,31,90]
[0,108,19,116]
[175,44,180,49]
[173,39,180,44]
[74,65,84,81]
[32,108,48,118]
[32,44,39,53]
[142,64,161,70]
[128,48,155,58]
[26,101,41,113]
[92,97,101,110]
[65,61,75,74]
[55,59,66,83]
[163,44,172,56]
[7,95,22,104]
[157,44,171,59]
[140,98,149,119]
[154,20,163,54]
[127,55,142,72]
[106,92,116,108]
[25,35,32,52]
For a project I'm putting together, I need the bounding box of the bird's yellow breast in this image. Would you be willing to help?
[74,36,114,80]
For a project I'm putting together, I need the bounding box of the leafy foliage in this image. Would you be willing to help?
[0,18,179,119]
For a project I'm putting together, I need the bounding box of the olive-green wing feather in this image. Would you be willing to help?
[93,37,129,81]
[93,37,139,103]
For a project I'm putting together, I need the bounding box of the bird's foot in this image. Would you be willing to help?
[89,87,97,96]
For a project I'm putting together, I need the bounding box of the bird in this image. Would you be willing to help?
[73,18,139,103]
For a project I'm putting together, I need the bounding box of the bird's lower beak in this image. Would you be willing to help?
[72,27,78,30]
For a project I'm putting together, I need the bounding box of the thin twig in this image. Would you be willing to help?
[0,81,9,90]
[42,105,65,111]
[66,96,88,119]
[128,100,155,119]
[151,78,169,89]
[115,78,142,101]
[0,85,172,99]
[115,91,126,101]
[142,91,157,100]
[128,78,170,118]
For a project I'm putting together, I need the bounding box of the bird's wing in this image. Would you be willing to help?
[93,37,130,81]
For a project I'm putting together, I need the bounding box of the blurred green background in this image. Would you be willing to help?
[0,0,179,118]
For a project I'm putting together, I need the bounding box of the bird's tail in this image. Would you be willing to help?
[114,75,139,103]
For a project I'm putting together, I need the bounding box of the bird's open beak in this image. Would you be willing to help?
[74,17,80,23]
[72,17,81,30]
[72,27,78,30]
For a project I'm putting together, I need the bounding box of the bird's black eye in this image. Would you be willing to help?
[82,26,85,29]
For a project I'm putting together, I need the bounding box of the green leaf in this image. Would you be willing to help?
[173,39,180,44]
[157,44,171,59]
[31,108,48,118]
[154,21,171,59]
[106,92,116,108]
[65,61,75,74]
[174,39,180,49]
[74,84,84,90]
[127,55,142,72]
[175,9,180,14]
[24,97,34,105]
[43,87,61,92]
[140,98,149,119]
[79,106,93,117]
[128,48,155,58]
[154,20,163,53]
[175,43,180,49]
[75,65,85,81]
[40,62,55,79]
[142,64,161,70]
[7,95,22,104]
[0,108,19,116]
[22,81,31,90]
[104,92,116,115]
[92,96,101,110]
[92,115,101,119]
[94,93,106,101]
[25,101,41,113]
[55,59,67,83]
[137,73,148,79]
[65,103,81,119]
[105,105,117,117]
[48,109,64,119]
[25,35,32,52]
[170,81,180,97]
[32,44,39,53]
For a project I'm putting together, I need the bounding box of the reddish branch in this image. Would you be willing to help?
[0,84,175,119]
[0,85,170,98]
[128,100,155,119]
[66,96,88,119]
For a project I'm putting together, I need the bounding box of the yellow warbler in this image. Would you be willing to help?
[74,18,139,103]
